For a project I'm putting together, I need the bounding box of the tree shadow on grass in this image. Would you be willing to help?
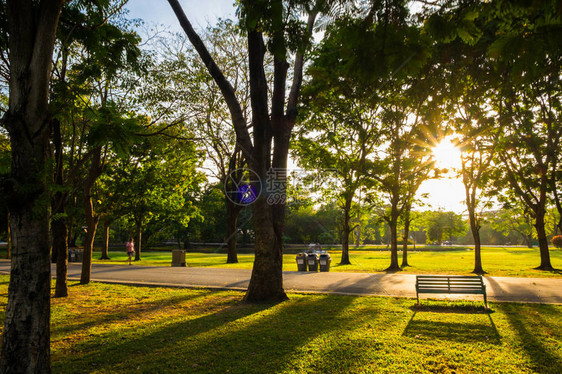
[51,294,359,374]
[403,316,501,345]
[410,303,492,314]
[50,288,216,338]
[403,301,501,345]
[497,303,562,374]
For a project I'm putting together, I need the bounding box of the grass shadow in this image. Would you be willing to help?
[404,300,501,346]
[498,303,562,373]
[403,318,501,344]
[410,303,492,314]
[51,294,358,373]
[403,310,501,345]
[50,286,215,338]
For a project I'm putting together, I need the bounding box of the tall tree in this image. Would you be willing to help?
[296,78,382,264]
[0,0,64,372]
[168,0,327,302]
[488,0,560,270]
[107,131,201,260]
[147,21,253,263]
[424,210,467,245]
[489,204,536,248]
[297,3,432,267]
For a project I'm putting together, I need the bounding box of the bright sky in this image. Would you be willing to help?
[125,0,236,32]
[126,0,468,214]
[418,136,466,214]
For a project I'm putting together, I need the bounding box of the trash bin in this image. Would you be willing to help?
[319,253,331,272]
[68,248,76,263]
[172,250,186,267]
[296,253,307,271]
[307,253,318,272]
[75,249,83,263]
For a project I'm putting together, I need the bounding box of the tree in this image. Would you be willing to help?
[297,5,433,268]
[148,21,253,263]
[44,0,145,287]
[489,205,536,248]
[424,210,467,245]
[448,50,497,274]
[295,81,381,264]
[168,0,328,302]
[488,0,561,270]
[0,0,64,371]
[430,8,499,274]
[107,132,201,260]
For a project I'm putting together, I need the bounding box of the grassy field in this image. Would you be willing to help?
[90,246,562,278]
[0,275,559,373]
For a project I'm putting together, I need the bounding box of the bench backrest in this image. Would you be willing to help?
[416,275,485,292]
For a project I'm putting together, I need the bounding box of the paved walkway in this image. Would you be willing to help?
[0,260,561,304]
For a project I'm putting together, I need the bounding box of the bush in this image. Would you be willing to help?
[551,235,562,248]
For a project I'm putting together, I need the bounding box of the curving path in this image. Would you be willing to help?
[0,260,560,304]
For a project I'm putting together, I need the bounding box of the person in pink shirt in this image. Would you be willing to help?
[126,238,135,265]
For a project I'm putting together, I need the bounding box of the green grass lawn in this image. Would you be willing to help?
[0,275,559,373]
[92,246,562,278]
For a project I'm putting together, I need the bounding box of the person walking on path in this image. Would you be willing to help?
[126,238,135,265]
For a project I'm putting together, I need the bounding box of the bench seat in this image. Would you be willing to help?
[415,275,488,309]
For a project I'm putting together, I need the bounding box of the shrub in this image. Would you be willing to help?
[551,235,562,248]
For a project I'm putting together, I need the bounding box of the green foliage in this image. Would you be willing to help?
[284,203,343,245]
[425,4,483,46]
[187,186,228,243]
[99,129,204,243]
[58,0,143,81]
[423,210,467,244]
[85,103,143,157]
[237,0,313,58]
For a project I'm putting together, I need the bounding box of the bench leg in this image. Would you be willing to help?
[483,292,489,310]
[416,292,419,305]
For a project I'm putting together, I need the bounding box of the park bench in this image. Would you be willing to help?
[415,275,488,309]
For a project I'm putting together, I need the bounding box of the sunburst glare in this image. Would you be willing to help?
[432,136,462,170]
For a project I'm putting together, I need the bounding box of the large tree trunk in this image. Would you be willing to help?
[1,193,52,373]
[534,207,553,270]
[81,148,102,284]
[243,27,288,303]
[1,1,64,372]
[244,197,287,302]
